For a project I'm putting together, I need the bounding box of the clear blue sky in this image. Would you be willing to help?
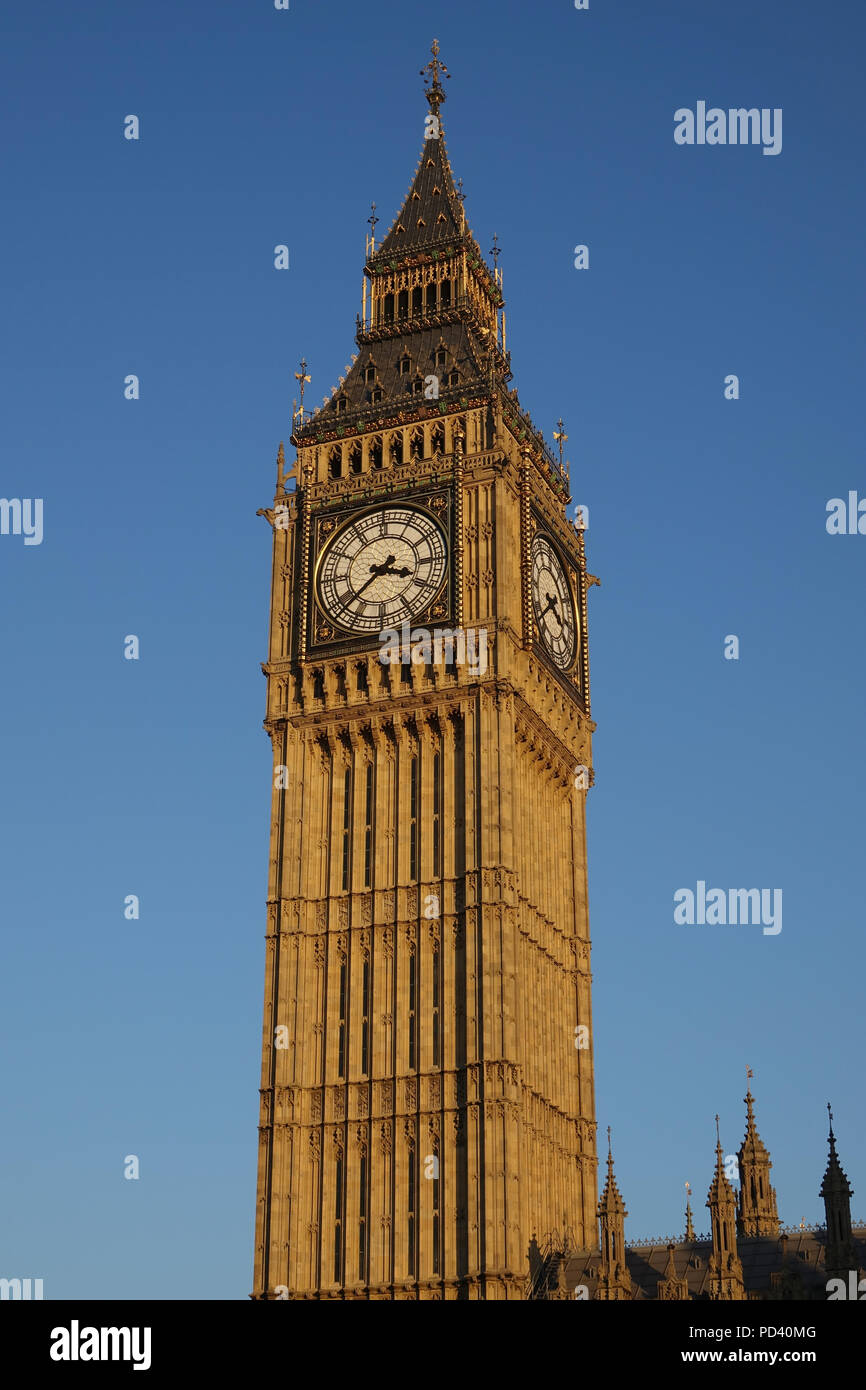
[1,0,863,1297]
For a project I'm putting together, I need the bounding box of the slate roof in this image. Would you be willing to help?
[376,127,466,257]
[543,1228,866,1300]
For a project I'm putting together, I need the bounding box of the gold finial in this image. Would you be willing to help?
[293,357,311,427]
[553,418,568,466]
[367,202,378,254]
[421,39,450,114]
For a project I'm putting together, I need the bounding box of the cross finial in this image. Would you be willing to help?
[293,357,311,426]
[715,1113,721,1146]
[553,417,568,468]
[607,1125,612,1159]
[827,1101,834,1138]
[421,39,450,114]
[685,1181,691,1196]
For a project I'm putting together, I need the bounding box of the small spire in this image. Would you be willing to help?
[367,201,378,255]
[553,418,568,473]
[420,38,450,115]
[684,1182,696,1242]
[293,357,311,427]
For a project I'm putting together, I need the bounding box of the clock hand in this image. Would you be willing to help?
[544,592,562,628]
[354,555,397,599]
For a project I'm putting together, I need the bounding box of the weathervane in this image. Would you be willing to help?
[367,201,378,253]
[420,38,450,113]
[293,357,311,427]
[553,418,568,467]
[490,233,501,270]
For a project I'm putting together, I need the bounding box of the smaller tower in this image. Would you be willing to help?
[820,1104,858,1278]
[657,1244,689,1301]
[737,1075,780,1237]
[707,1117,744,1301]
[596,1129,631,1301]
[684,1182,696,1242]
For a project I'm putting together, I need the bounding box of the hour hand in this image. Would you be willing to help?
[355,555,397,598]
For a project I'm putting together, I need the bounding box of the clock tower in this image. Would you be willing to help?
[253,43,598,1301]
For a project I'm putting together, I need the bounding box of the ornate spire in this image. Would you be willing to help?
[706,1117,744,1300]
[596,1130,631,1300]
[684,1182,696,1242]
[737,1072,779,1237]
[820,1103,857,1277]
[420,38,450,115]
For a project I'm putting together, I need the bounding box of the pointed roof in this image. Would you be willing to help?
[377,125,465,257]
[820,1104,854,1201]
[597,1129,628,1218]
[707,1118,737,1208]
[739,1084,772,1165]
[684,1185,696,1241]
[376,39,464,257]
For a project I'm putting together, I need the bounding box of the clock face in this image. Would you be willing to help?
[316,505,448,634]
[531,534,578,671]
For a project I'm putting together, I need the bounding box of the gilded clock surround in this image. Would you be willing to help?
[308,487,455,654]
[253,44,598,1301]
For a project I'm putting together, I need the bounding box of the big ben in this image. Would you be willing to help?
[252,42,598,1301]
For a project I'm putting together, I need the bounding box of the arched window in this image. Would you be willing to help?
[426,282,437,312]
[439,278,451,308]
[407,1142,417,1276]
[337,958,347,1077]
[431,424,445,455]
[398,289,409,319]
[389,433,403,467]
[329,446,342,479]
[341,768,351,891]
[369,437,383,470]
[334,1149,345,1283]
[349,442,362,475]
[383,293,394,324]
[358,1146,368,1280]
[361,954,371,1074]
[363,763,373,889]
[409,427,424,460]
[412,285,423,315]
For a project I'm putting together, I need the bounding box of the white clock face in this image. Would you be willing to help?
[531,534,578,670]
[317,505,448,634]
